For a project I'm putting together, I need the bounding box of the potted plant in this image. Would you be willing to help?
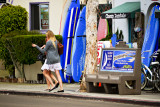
[99,30,113,41]
[115,28,124,42]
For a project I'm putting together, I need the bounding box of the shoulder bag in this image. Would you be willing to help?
[57,41,64,55]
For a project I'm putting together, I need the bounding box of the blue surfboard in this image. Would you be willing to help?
[60,0,80,83]
[155,22,160,52]
[141,5,159,68]
[141,5,159,83]
[71,6,86,82]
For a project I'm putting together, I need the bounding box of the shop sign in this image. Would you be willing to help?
[97,41,111,66]
[104,13,130,19]
[41,19,49,29]
[100,49,136,73]
[97,41,104,66]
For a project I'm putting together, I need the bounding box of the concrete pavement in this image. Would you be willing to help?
[0,82,160,106]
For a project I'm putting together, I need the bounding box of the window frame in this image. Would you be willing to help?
[29,2,49,32]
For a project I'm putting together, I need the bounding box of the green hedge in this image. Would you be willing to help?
[1,34,62,65]
[0,5,28,37]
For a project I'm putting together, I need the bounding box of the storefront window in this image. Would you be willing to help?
[40,4,49,30]
[129,18,137,43]
[131,18,137,43]
[30,3,49,31]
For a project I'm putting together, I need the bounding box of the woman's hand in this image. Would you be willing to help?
[32,43,37,47]
[41,45,45,49]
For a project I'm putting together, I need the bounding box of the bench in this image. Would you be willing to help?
[85,41,141,95]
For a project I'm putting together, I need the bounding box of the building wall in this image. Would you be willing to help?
[11,0,64,35]
[24,61,42,81]
[3,0,159,43]
[6,0,159,81]
[113,0,140,43]
[141,0,160,31]
[15,61,42,81]
[10,0,112,35]
[0,0,64,81]
[1,0,113,81]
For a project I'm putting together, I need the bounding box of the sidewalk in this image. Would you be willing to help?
[0,82,160,106]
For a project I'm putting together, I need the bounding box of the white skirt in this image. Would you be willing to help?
[41,59,62,72]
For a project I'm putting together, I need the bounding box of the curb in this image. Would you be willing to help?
[0,90,160,106]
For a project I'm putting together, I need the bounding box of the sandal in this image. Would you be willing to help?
[55,83,59,88]
[57,90,64,92]
[49,86,56,92]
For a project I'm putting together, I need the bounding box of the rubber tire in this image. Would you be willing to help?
[155,81,160,91]
[154,67,160,91]
[143,66,156,91]
[125,72,147,90]
[141,71,147,90]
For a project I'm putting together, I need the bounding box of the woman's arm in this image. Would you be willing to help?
[32,43,37,47]
[41,45,45,49]
[32,41,51,54]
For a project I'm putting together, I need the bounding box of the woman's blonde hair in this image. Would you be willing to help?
[46,30,56,48]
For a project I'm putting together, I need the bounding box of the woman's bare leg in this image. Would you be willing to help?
[43,69,55,88]
[43,70,50,89]
[49,71,58,84]
[46,79,50,89]
[55,70,63,90]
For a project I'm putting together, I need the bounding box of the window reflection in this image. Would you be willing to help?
[40,4,49,30]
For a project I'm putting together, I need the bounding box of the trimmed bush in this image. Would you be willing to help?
[1,34,62,65]
[0,5,28,37]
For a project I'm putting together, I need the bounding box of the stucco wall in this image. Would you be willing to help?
[1,0,112,35]
[141,0,160,31]
[15,61,58,81]
[11,0,64,35]
[10,0,111,35]
[24,61,43,81]
[2,0,159,42]
[15,61,42,81]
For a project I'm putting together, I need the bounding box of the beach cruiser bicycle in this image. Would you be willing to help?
[125,50,160,91]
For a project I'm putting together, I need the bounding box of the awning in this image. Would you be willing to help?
[155,10,160,18]
[101,2,140,19]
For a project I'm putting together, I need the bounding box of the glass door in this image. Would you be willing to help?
[39,4,49,30]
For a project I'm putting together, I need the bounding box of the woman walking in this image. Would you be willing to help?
[32,30,64,92]
[40,44,58,91]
